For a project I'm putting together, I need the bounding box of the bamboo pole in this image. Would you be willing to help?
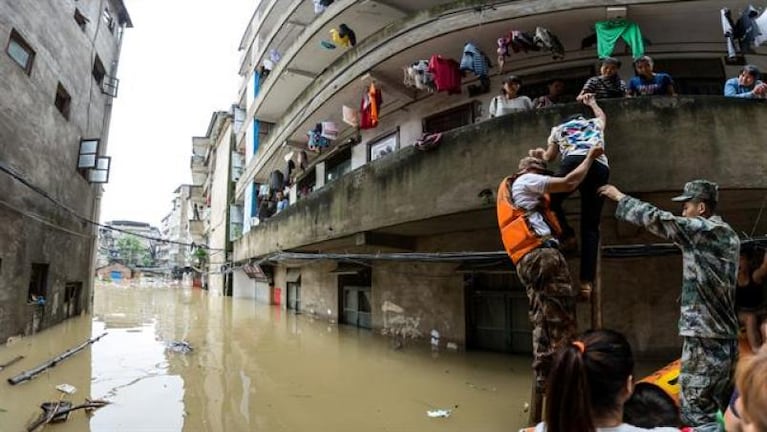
[8,333,107,386]
[591,241,603,329]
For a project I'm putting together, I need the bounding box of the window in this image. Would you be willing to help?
[368,131,399,162]
[6,29,35,74]
[423,102,477,134]
[74,8,88,31]
[28,263,49,303]
[54,83,71,119]
[77,139,100,169]
[92,55,105,86]
[102,8,115,33]
[325,147,352,184]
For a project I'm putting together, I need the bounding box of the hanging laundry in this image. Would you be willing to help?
[307,123,330,151]
[313,0,334,14]
[459,42,490,77]
[339,24,356,47]
[342,105,358,127]
[359,82,382,129]
[427,55,462,94]
[533,27,565,60]
[734,5,762,53]
[403,60,436,92]
[754,8,767,47]
[722,8,740,59]
[320,121,339,140]
[510,31,540,53]
[320,40,336,50]
[594,19,644,58]
[269,49,281,64]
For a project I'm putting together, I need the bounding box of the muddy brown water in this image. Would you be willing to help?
[0,283,533,431]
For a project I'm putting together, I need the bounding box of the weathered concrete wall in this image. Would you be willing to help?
[372,262,465,347]
[236,97,767,260]
[0,0,127,341]
[232,269,255,299]
[208,121,232,295]
[298,261,339,319]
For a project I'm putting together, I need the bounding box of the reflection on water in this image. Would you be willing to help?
[0,283,531,431]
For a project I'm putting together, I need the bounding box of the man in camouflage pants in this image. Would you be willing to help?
[600,180,739,431]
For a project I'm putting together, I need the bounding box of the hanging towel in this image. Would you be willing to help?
[320,121,339,140]
[338,24,356,47]
[594,19,644,58]
[360,83,383,129]
[534,27,565,60]
[342,105,358,127]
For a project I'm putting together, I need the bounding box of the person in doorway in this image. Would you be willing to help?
[536,329,680,432]
[724,65,767,98]
[489,75,533,118]
[737,245,767,353]
[534,79,566,109]
[577,57,627,101]
[275,190,289,214]
[627,56,676,96]
[599,180,740,431]
[529,94,609,301]
[496,145,604,393]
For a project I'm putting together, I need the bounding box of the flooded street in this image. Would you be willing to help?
[0,283,532,431]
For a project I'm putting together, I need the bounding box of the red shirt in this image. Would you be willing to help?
[428,55,462,94]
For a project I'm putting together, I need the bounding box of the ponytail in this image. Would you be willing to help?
[544,330,634,432]
[545,343,595,432]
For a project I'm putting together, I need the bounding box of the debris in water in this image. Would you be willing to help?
[446,342,458,350]
[0,355,23,371]
[167,340,193,354]
[56,384,77,394]
[523,402,530,412]
[427,408,452,418]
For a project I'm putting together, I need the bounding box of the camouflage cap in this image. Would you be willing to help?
[518,156,547,172]
[671,179,719,203]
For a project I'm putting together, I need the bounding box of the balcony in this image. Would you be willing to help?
[190,155,207,186]
[235,96,767,261]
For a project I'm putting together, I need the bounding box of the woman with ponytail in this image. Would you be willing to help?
[536,329,680,432]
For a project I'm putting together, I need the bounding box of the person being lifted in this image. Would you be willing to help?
[599,180,740,432]
[496,144,604,410]
[528,94,609,301]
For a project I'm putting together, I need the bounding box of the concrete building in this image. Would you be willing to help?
[0,0,131,340]
[158,184,200,279]
[97,220,161,268]
[191,111,235,295]
[225,0,767,356]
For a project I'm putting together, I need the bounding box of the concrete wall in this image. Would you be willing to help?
[0,0,127,341]
[208,122,232,295]
[236,97,767,260]
[297,262,339,319]
[232,269,255,299]
[373,262,465,346]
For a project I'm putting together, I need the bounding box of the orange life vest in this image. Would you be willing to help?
[496,175,562,264]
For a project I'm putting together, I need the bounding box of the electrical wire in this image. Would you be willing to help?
[0,159,224,251]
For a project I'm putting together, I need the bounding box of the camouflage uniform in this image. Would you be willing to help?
[516,246,578,390]
[615,180,739,430]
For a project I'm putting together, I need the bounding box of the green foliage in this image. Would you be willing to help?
[115,235,151,267]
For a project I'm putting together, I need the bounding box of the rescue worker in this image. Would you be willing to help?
[599,180,740,431]
[496,145,604,396]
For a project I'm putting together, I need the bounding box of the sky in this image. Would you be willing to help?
[100,0,256,227]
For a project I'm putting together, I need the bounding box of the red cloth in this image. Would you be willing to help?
[428,55,462,94]
[359,83,383,129]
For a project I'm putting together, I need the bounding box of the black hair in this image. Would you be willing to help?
[742,64,761,80]
[623,382,681,428]
[544,329,634,432]
[601,57,622,68]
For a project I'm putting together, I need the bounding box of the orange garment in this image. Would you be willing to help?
[369,82,379,127]
[496,175,561,264]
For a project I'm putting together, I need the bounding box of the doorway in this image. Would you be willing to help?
[337,269,372,329]
[465,272,531,353]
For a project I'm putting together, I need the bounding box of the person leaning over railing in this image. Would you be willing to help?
[577,57,627,102]
[724,65,767,99]
[627,56,676,97]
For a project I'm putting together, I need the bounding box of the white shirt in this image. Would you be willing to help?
[511,173,551,237]
[490,95,533,117]
[533,423,679,432]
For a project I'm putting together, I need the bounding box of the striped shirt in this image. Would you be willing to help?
[581,75,626,99]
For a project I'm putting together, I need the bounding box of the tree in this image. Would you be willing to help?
[115,235,149,267]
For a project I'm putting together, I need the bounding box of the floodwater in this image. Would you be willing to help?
[0,283,533,431]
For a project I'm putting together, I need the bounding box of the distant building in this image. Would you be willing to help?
[95,262,135,282]
[97,220,161,268]
[0,0,131,340]
[158,184,201,279]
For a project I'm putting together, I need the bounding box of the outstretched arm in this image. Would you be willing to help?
[545,146,603,193]
[583,94,606,130]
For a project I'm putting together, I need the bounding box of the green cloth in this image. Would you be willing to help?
[594,19,644,58]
